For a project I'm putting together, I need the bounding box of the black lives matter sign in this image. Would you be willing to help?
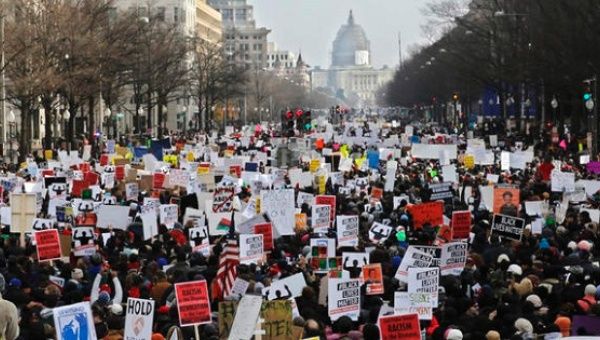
[492,214,524,241]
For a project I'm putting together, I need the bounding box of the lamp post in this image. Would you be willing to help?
[551,97,558,124]
[137,108,144,134]
[104,108,111,138]
[7,110,15,164]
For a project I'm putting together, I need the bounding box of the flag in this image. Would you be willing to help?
[216,218,231,232]
[212,238,239,300]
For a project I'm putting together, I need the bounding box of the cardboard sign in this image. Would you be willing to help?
[124,298,155,340]
[407,201,444,229]
[368,222,393,244]
[492,214,525,241]
[175,280,211,326]
[72,226,96,256]
[315,195,336,222]
[97,205,130,230]
[328,278,360,321]
[261,189,295,236]
[394,292,433,320]
[261,301,294,340]
[229,295,263,340]
[451,211,471,239]
[407,267,439,306]
[378,313,420,340]
[189,226,210,256]
[35,229,62,261]
[336,215,359,247]
[53,302,97,340]
[395,246,434,283]
[311,204,331,233]
[160,204,178,229]
[363,263,384,295]
[239,234,263,264]
[10,193,37,234]
[254,223,274,251]
[440,242,467,276]
[493,186,520,216]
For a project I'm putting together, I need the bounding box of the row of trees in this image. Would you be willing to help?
[385,0,600,133]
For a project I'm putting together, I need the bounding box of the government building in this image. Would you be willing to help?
[311,11,395,107]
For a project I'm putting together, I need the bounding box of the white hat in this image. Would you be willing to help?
[446,329,463,340]
[526,294,542,308]
[109,303,123,315]
[507,264,522,276]
[497,254,510,264]
[72,268,84,280]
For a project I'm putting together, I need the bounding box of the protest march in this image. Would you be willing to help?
[0,113,600,340]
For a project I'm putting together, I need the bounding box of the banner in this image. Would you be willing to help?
[407,201,444,229]
[407,267,439,306]
[439,242,468,276]
[492,214,525,241]
[311,204,331,233]
[35,229,62,261]
[53,302,97,340]
[189,226,210,256]
[451,211,471,239]
[378,313,421,340]
[428,182,453,201]
[261,300,294,340]
[411,144,457,160]
[175,280,211,326]
[395,246,434,283]
[125,182,139,201]
[363,263,384,295]
[394,292,433,320]
[124,298,155,340]
[239,234,263,264]
[336,215,359,247]
[212,187,235,213]
[328,278,360,321]
[261,189,295,236]
[262,273,307,300]
[254,223,274,251]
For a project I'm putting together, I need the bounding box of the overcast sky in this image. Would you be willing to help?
[247,0,427,69]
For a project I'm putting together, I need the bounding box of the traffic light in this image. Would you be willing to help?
[303,111,312,131]
[584,85,592,101]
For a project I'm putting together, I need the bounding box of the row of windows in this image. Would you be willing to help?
[269,54,290,60]
[269,62,294,68]
[224,35,263,40]
[125,6,186,24]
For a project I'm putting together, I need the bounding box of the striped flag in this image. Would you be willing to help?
[212,238,239,300]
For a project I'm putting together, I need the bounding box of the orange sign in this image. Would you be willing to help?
[362,263,383,295]
[407,201,444,229]
[295,213,307,231]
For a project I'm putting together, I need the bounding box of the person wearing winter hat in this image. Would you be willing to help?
[91,269,123,306]
[526,294,542,309]
[577,284,597,313]
[445,328,463,340]
[485,330,500,340]
[514,318,534,339]
[0,273,18,340]
[554,315,571,337]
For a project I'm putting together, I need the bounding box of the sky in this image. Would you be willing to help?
[247,0,428,69]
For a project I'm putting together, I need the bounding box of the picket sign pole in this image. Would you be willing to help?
[194,324,200,340]
[254,318,265,340]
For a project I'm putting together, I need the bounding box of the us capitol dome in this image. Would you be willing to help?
[331,10,371,68]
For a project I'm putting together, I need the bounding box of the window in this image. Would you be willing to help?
[257,43,262,50]
[181,9,186,24]
[222,9,233,20]
[174,7,178,22]
[253,44,257,51]
[156,7,166,21]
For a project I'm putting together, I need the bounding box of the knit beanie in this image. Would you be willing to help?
[554,316,571,337]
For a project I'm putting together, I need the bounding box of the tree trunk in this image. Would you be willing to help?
[88,96,95,152]
[157,97,163,138]
[43,98,53,150]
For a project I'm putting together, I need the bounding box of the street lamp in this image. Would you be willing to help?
[104,108,111,137]
[137,108,144,134]
[7,110,15,164]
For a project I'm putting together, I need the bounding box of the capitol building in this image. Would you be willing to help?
[311,10,395,107]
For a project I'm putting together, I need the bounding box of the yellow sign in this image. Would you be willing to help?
[186,152,195,162]
[256,198,261,214]
[44,150,53,160]
[309,159,320,173]
[224,149,234,158]
[464,154,475,170]
[295,213,307,231]
[198,164,210,175]
[164,154,178,168]
[317,175,326,194]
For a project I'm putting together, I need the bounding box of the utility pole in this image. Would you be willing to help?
[1,14,5,146]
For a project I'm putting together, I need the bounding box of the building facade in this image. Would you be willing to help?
[208,0,270,69]
[196,0,222,44]
[311,11,394,107]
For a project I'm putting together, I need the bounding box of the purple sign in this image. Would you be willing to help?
[586,162,600,174]
[572,315,600,335]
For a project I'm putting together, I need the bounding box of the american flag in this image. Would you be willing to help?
[212,238,239,300]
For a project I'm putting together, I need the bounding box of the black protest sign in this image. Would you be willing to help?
[492,214,525,241]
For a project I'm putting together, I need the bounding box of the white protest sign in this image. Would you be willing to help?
[551,171,575,193]
[239,234,263,264]
[524,201,544,217]
[394,292,433,320]
[384,160,397,192]
[124,298,155,340]
[407,267,439,307]
[96,205,130,230]
[439,242,467,276]
[228,278,250,298]
[296,192,315,208]
[368,222,393,244]
[411,144,457,160]
[53,302,97,340]
[442,164,458,184]
[393,195,410,209]
[159,204,178,229]
[189,226,210,256]
[72,226,96,256]
[312,204,331,233]
[395,246,434,283]
[582,208,600,223]
[336,215,359,247]
[328,278,360,321]
[263,273,307,300]
[261,189,295,236]
[229,295,263,340]
[486,174,500,184]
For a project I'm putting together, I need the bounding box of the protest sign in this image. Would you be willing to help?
[394,292,433,320]
[229,278,250,298]
[311,204,331,232]
[239,234,263,264]
[309,238,336,258]
[451,211,471,239]
[411,144,457,160]
[175,280,211,326]
[254,223,274,251]
[328,278,361,321]
[428,182,453,201]
[189,226,210,256]
[97,205,130,230]
[124,298,155,340]
[551,170,575,192]
[524,201,544,217]
[10,193,37,234]
[212,187,235,213]
[315,195,336,222]
[440,242,468,276]
[378,313,421,340]
[229,295,263,340]
[31,218,54,231]
[160,204,178,229]
[368,222,393,244]
[395,246,434,283]
[571,315,600,336]
[492,214,525,241]
[336,215,359,247]
[53,302,97,340]
[263,273,307,300]
[493,186,520,215]
[35,229,62,261]
[261,300,294,340]
[385,160,397,192]
[342,252,369,278]
[140,205,158,240]
[125,182,139,201]
[407,201,444,228]
[261,189,295,236]
[296,192,315,208]
[363,263,384,295]
[72,227,96,256]
[295,213,307,231]
[587,162,600,174]
[411,245,441,267]
[407,267,439,306]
